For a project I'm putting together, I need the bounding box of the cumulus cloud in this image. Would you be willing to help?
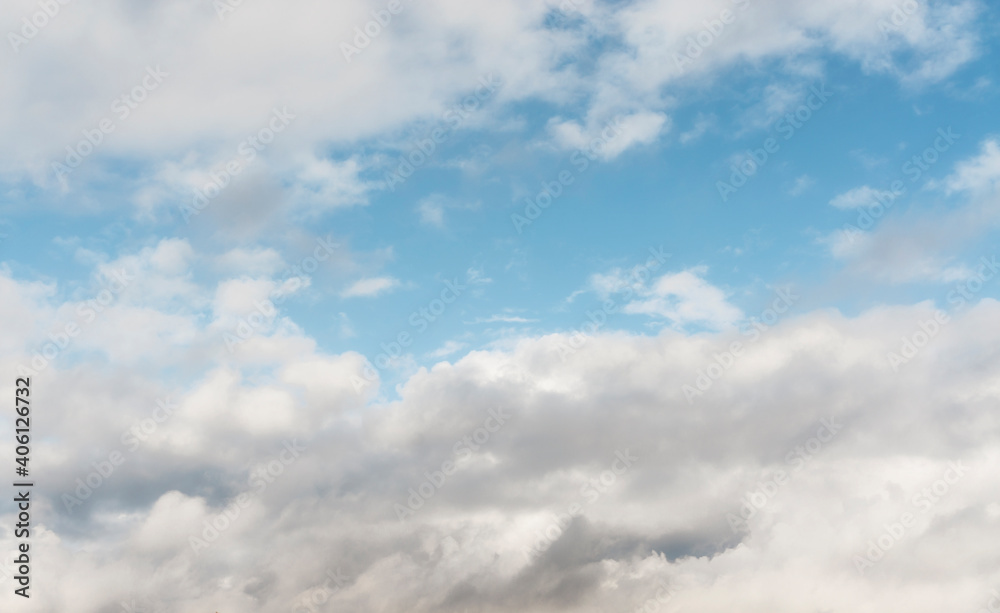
[2,257,1000,611]
[622,268,743,329]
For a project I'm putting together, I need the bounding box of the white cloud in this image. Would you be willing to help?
[466,266,493,285]
[822,224,977,284]
[943,138,1000,194]
[416,194,481,228]
[417,197,446,227]
[829,185,895,209]
[213,278,282,319]
[214,247,286,277]
[340,276,400,298]
[549,111,668,160]
[5,278,1000,612]
[426,340,469,359]
[823,139,1000,283]
[289,154,377,214]
[588,265,742,330]
[788,174,814,196]
[0,0,981,221]
[623,267,743,329]
[471,314,538,324]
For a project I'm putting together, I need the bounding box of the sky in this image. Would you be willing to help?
[1,0,1000,611]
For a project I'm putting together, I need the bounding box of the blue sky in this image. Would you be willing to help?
[3,0,1000,611]
[5,31,1000,391]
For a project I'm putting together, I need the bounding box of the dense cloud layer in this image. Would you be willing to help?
[0,253,998,611]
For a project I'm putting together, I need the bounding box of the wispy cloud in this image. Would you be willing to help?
[340,276,400,298]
